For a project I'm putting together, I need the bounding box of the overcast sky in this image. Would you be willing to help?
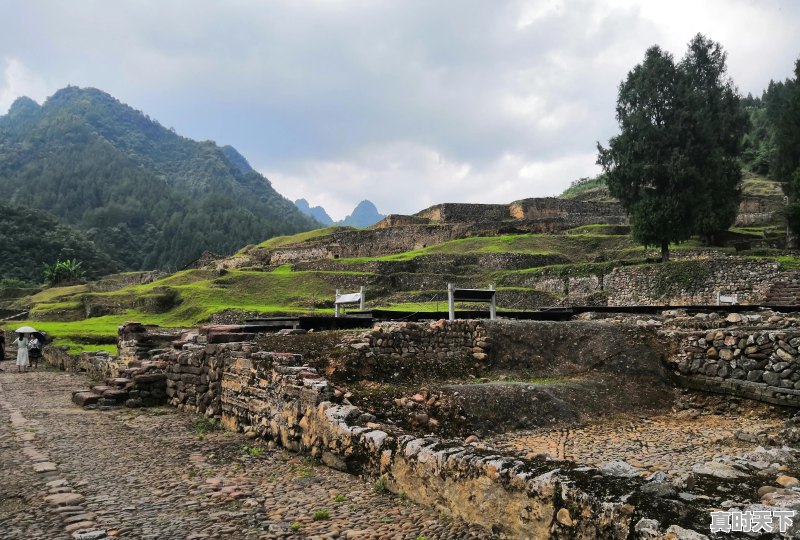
[1,0,798,220]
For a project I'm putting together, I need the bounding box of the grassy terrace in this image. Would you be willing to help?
[245,226,354,251]
[2,218,791,355]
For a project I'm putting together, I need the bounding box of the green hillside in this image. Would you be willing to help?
[0,202,118,285]
[0,87,318,273]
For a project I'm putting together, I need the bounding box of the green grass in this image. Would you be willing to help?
[312,509,330,520]
[772,256,800,271]
[247,226,351,251]
[559,177,607,199]
[28,284,87,304]
[62,342,117,355]
[741,173,784,197]
[337,233,638,264]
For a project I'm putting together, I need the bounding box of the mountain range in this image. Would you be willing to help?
[0,86,318,280]
[294,199,385,228]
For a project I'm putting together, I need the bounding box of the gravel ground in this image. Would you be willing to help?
[0,358,493,540]
[487,398,787,478]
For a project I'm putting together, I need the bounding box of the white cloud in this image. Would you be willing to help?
[0,0,797,216]
[0,58,50,114]
[265,142,599,220]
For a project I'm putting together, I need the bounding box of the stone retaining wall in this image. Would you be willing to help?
[118,322,182,365]
[333,320,490,382]
[162,342,237,417]
[668,326,800,407]
[43,347,124,380]
[605,259,782,306]
[212,346,647,539]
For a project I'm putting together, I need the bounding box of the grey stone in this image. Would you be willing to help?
[664,525,709,539]
[747,370,764,382]
[599,460,641,478]
[691,462,746,479]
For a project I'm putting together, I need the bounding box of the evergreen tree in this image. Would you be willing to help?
[598,35,748,260]
[767,58,800,232]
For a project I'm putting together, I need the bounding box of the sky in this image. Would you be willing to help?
[1,1,798,220]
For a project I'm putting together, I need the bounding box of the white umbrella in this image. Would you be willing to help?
[14,326,37,333]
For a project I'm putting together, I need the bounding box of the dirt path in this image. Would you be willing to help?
[0,359,491,540]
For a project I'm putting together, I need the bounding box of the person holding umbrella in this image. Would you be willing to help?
[12,326,35,373]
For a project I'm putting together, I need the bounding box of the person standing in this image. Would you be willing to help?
[28,335,41,369]
[12,333,29,373]
[0,329,5,371]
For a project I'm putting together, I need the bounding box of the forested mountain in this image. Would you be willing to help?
[0,202,118,284]
[0,86,318,272]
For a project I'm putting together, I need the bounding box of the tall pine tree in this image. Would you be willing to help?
[598,34,748,260]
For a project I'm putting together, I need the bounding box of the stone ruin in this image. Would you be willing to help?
[40,310,800,539]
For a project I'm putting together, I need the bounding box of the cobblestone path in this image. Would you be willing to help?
[0,359,492,540]
[488,404,786,478]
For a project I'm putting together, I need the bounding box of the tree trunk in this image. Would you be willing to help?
[661,240,670,262]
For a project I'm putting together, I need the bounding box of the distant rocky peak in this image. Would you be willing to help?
[339,200,385,228]
[294,199,334,226]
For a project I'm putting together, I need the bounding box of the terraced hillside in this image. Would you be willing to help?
[2,182,796,354]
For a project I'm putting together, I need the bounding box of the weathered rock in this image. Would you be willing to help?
[44,492,85,506]
[691,462,746,479]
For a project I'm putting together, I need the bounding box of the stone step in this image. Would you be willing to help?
[106,377,132,388]
[72,392,101,407]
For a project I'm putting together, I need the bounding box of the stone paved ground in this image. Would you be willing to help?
[487,396,788,479]
[0,358,492,540]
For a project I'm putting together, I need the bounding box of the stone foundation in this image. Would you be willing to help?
[669,324,800,407]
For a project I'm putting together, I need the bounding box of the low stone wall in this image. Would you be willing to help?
[118,322,183,364]
[217,349,647,539]
[44,347,125,380]
[605,258,782,306]
[668,325,800,407]
[332,320,490,382]
[162,342,237,417]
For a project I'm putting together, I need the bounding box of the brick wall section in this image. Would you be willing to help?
[668,327,800,407]
[605,259,782,306]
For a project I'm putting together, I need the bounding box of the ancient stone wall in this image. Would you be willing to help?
[214,348,645,539]
[509,198,626,225]
[161,342,230,417]
[332,320,491,382]
[43,347,124,380]
[414,198,627,226]
[736,195,784,226]
[267,225,462,265]
[415,202,511,222]
[118,322,182,365]
[605,259,782,306]
[668,325,800,407]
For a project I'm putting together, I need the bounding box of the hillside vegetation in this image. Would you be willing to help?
[0,87,318,277]
[0,202,118,285]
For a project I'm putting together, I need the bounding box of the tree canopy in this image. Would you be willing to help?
[765,59,800,231]
[0,202,118,284]
[597,34,748,260]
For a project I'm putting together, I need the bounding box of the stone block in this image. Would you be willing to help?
[133,373,167,383]
[72,392,101,407]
